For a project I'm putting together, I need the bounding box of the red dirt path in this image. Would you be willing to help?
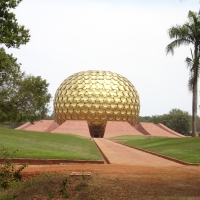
[23,163,200,176]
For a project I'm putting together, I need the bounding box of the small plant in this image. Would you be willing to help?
[0,146,27,189]
[0,194,15,200]
[60,177,69,198]
[75,172,89,191]
[48,192,55,199]
[74,181,88,191]
[81,172,86,181]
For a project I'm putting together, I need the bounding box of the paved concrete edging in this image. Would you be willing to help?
[93,139,110,164]
[0,158,104,165]
[114,141,200,166]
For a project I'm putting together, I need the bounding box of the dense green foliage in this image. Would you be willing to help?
[0,1,51,123]
[166,10,200,137]
[123,137,200,163]
[137,116,151,123]
[139,109,191,135]
[150,109,191,135]
[0,0,30,48]
[0,147,27,189]
[13,75,51,122]
[0,127,103,160]
[0,48,51,123]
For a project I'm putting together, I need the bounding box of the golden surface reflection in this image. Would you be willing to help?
[54,70,140,138]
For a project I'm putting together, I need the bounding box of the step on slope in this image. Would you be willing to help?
[51,120,91,138]
[136,122,179,137]
[22,120,59,132]
[104,121,144,138]
[157,123,185,137]
[15,122,31,130]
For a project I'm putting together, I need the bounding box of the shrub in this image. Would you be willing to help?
[0,146,27,189]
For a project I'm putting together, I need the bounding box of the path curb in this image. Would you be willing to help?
[114,142,200,166]
[93,139,110,164]
[0,158,104,165]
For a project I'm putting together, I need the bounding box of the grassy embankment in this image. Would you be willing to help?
[109,135,200,163]
[0,127,103,160]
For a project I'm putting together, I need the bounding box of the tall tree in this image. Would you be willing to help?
[0,1,49,124]
[0,0,30,48]
[0,48,51,123]
[0,47,23,122]
[14,75,52,122]
[166,10,200,137]
[166,109,191,135]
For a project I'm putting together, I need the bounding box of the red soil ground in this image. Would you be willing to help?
[22,164,200,199]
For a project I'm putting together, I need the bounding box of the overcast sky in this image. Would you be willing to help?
[6,0,200,116]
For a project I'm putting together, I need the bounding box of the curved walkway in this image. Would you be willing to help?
[94,138,182,166]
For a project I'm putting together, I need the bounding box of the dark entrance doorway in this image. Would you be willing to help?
[93,133,101,138]
[89,125,105,138]
[87,120,107,138]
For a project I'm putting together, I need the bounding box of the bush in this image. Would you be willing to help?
[0,146,27,189]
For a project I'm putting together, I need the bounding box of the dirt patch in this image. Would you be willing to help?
[19,164,200,199]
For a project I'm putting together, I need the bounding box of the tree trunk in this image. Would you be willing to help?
[192,79,198,137]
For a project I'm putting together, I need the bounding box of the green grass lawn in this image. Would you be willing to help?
[0,127,103,160]
[114,136,200,163]
[109,135,160,141]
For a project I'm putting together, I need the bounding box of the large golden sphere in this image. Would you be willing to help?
[54,70,140,137]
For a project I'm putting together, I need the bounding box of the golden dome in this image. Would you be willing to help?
[54,70,140,137]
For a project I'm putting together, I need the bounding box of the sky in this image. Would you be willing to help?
[6,0,200,116]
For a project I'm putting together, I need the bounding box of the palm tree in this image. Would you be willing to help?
[166,10,200,137]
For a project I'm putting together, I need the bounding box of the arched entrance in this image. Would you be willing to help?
[87,120,107,138]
